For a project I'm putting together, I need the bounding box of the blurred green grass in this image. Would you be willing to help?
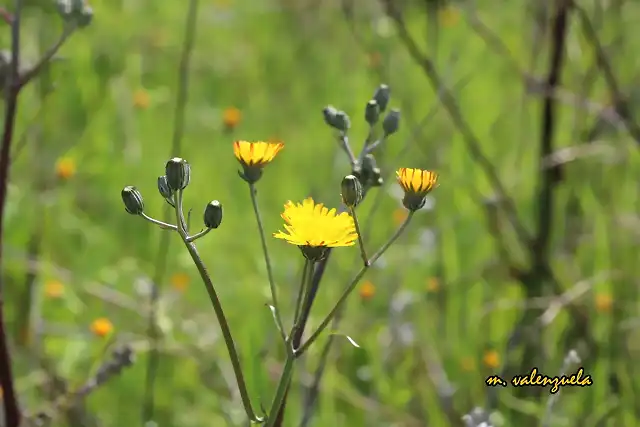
[1,0,640,426]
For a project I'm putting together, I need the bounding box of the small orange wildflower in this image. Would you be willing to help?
[426,277,440,292]
[359,281,376,301]
[44,279,64,298]
[482,349,500,369]
[223,107,241,130]
[392,208,408,227]
[133,89,150,110]
[90,318,113,338]
[55,156,76,180]
[595,293,613,313]
[171,272,190,292]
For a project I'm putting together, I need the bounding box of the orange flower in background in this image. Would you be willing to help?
[223,107,242,130]
[392,207,408,227]
[171,272,190,292]
[595,293,613,313]
[55,156,76,180]
[482,349,500,369]
[44,279,65,298]
[359,280,376,301]
[439,6,460,28]
[133,89,150,110]
[90,318,113,338]
[426,277,440,292]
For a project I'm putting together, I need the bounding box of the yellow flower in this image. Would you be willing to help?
[483,350,500,369]
[439,6,460,27]
[223,107,242,129]
[396,167,438,211]
[171,272,190,292]
[90,318,113,338]
[44,279,64,298]
[233,140,284,183]
[55,156,76,180]
[426,277,439,292]
[595,293,613,313]
[133,89,150,110]
[392,208,408,227]
[273,197,357,261]
[359,280,376,300]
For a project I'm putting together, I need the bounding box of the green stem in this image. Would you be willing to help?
[264,258,312,427]
[186,227,211,242]
[249,183,286,344]
[140,213,177,230]
[349,207,369,266]
[295,212,414,357]
[173,191,263,423]
[292,260,309,328]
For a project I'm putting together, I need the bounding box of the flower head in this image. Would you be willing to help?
[273,197,357,261]
[133,89,150,110]
[359,280,376,301]
[55,156,76,180]
[233,140,284,183]
[595,293,613,313]
[44,279,65,298]
[171,272,190,292]
[396,168,438,211]
[482,349,500,369]
[426,277,440,292]
[223,107,241,130]
[90,318,113,338]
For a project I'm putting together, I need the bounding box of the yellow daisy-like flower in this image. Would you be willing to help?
[223,107,242,130]
[44,279,65,298]
[90,318,114,338]
[55,156,76,180]
[396,167,438,211]
[273,197,357,261]
[233,140,284,183]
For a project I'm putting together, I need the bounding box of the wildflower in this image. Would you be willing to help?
[439,6,460,27]
[273,197,357,261]
[55,156,76,180]
[44,279,64,298]
[203,200,223,229]
[171,272,190,292]
[90,318,113,337]
[461,356,476,372]
[233,140,284,183]
[121,186,145,215]
[359,280,376,301]
[133,89,150,110]
[396,167,438,211]
[595,293,613,313]
[392,207,408,226]
[482,349,500,369]
[426,277,440,292]
[223,107,241,130]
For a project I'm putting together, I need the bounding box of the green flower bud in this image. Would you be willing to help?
[333,111,351,132]
[203,200,223,229]
[373,84,391,112]
[165,157,191,191]
[341,175,363,208]
[157,175,173,199]
[323,106,338,127]
[382,109,400,136]
[78,5,93,28]
[121,186,144,215]
[364,100,380,126]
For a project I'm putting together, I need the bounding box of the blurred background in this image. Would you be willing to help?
[1,0,640,426]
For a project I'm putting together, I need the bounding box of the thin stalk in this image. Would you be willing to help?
[349,207,368,266]
[249,182,286,344]
[186,227,211,242]
[140,213,177,230]
[296,212,414,356]
[292,260,311,328]
[173,191,263,423]
[264,259,313,427]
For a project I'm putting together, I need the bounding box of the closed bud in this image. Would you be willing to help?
[165,157,191,191]
[364,100,380,126]
[332,111,351,132]
[78,5,93,28]
[203,200,223,229]
[121,186,144,215]
[322,106,338,127]
[341,175,363,208]
[157,175,173,199]
[382,109,400,136]
[373,84,391,112]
